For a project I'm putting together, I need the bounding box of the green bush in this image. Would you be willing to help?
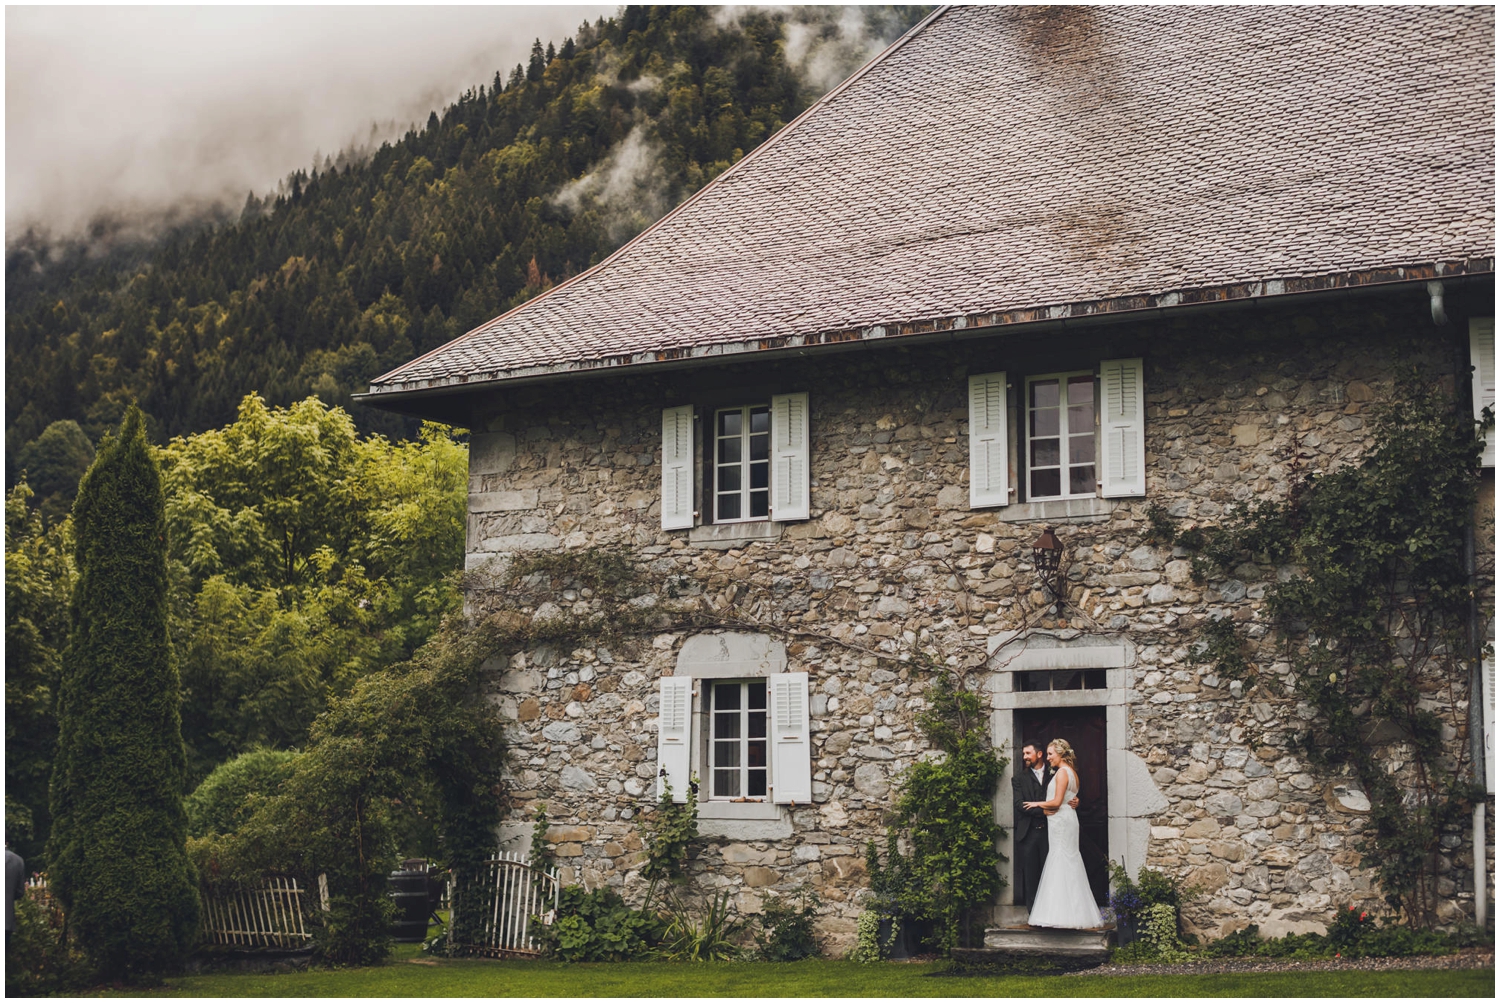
[848,909,882,963]
[754,892,820,961]
[47,406,200,982]
[661,888,743,962]
[534,886,665,962]
[1194,906,1470,962]
[5,888,92,995]
[184,749,300,837]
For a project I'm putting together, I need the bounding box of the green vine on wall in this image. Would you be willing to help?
[1182,366,1491,926]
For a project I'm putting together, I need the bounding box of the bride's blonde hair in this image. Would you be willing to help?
[1047,738,1078,770]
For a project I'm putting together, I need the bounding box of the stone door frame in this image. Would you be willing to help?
[986,629,1169,926]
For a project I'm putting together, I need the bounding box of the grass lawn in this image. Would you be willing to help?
[95,949,1494,998]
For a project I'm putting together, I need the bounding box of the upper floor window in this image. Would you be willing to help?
[1026,372,1097,500]
[714,406,771,523]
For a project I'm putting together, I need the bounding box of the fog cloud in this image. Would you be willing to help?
[5,5,615,244]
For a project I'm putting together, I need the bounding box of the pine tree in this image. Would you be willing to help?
[48,406,198,981]
[527,38,545,82]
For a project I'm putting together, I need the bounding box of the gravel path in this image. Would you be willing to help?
[1069,947,1495,977]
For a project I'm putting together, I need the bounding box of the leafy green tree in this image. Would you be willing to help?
[48,406,199,982]
[4,481,74,863]
[160,394,468,781]
[15,420,95,523]
[219,615,507,964]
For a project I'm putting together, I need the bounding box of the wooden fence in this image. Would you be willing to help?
[447,853,559,957]
[200,875,325,948]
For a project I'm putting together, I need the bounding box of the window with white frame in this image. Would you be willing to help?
[967,359,1145,510]
[659,394,810,530]
[708,679,769,799]
[713,405,771,522]
[1026,371,1097,500]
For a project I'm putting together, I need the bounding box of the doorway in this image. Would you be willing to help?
[1017,706,1110,905]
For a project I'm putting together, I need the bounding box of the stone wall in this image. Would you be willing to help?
[465,293,1485,949]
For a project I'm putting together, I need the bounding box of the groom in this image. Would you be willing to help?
[1011,741,1078,911]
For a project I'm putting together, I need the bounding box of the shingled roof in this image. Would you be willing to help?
[366,4,1494,403]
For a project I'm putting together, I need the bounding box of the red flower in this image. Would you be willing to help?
[1359,912,1367,921]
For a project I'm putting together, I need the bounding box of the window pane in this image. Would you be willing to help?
[1030,438,1060,466]
[748,711,766,739]
[1032,468,1061,497]
[714,742,741,768]
[715,713,741,740]
[1067,376,1094,404]
[1030,380,1059,409]
[748,682,766,709]
[719,411,742,436]
[1084,669,1107,689]
[719,464,742,491]
[1069,434,1094,464]
[748,769,767,798]
[1056,670,1083,690]
[750,408,770,434]
[748,740,766,767]
[713,770,736,798]
[1017,671,1048,692]
[750,491,769,518]
[718,437,741,464]
[750,462,768,489]
[750,435,769,462]
[1069,465,1096,495]
[714,683,741,711]
[717,494,741,520]
[1030,407,1059,437]
[1068,404,1092,432]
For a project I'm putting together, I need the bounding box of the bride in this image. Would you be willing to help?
[1021,738,1103,929]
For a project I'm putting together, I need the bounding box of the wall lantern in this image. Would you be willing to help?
[1032,526,1065,600]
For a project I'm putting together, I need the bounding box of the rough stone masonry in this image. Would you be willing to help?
[462,295,1485,951]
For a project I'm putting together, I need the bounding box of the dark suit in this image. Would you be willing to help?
[1012,765,1054,909]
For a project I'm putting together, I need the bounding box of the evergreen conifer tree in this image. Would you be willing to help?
[48,406,198,981]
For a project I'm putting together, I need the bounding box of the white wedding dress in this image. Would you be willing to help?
[1026,766,1103,929]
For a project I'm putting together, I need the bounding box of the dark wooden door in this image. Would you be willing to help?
[1018,707,1109,904]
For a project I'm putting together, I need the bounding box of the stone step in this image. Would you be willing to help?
[981,925,1115,957]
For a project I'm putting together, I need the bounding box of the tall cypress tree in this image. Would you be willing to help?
[48,406,198,981]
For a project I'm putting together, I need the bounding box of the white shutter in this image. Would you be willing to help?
[656,676,693,802]
[1470,318,1495,468]
[768,672,812,804]
[1100,357,1147,498]
[661,405,695,530]
[770,393,811,522]
[1484,658,1495,795]
[968,372,1009,508]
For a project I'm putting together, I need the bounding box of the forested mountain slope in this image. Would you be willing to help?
[6,6,931,483]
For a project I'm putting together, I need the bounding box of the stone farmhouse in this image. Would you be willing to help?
[362,6,1495,948]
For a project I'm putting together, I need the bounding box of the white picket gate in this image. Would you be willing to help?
[201,875,321,948]
[448,852,559,957]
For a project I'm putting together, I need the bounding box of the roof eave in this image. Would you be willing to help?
[357,258,1495,411]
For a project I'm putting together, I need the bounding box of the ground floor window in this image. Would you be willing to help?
[710,679,768,798]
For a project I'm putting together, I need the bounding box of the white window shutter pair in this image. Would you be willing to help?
[661,395,810,527]
[1100,357,1147,498]
[770,393,811,522]
[1483,657,1495,796]
[1471,318,1495,469]
[654,672,812,805]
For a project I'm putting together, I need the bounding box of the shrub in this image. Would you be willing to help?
[754,891,820,961]
[849,909,882,963]
[48,406,200,982]
[661,888,743,962]
[534,886,665,962]
[1201,923,1261,958]
[184,749,300,837]
[5,886,92,995]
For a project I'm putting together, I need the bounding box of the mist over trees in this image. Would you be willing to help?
[6,6,933,487]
